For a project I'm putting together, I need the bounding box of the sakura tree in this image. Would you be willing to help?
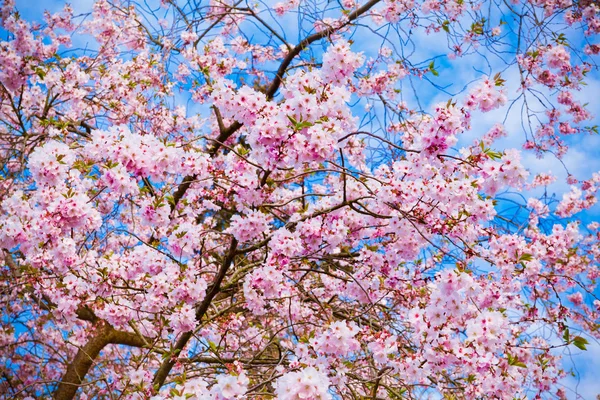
[1,0,600,398]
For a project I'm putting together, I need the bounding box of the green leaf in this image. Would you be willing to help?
[296,120,314,130]
[519,253,533,262]
[286,115,297,125]
[493,72,506,86]
[35,67,46,80]
[508,354,527,368]
[287,115,313,130]
[483,147,503,160]
[572,336,588,351]
[562,327,570,342]
[470,22,484,35]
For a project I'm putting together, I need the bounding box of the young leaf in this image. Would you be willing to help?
[572,336,588,351]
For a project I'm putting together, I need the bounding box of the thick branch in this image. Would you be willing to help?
[54,323,156,400]
[151,237,238,392]
[112,329,154,348]
[53,322,113,400]
[264,0,382,99]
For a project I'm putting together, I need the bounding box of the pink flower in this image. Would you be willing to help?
[211,372,249,399]
[546,45,571,70]
[310,321,360,356]
[28,140,74,186]
[228,210,271,242]
[275,367,332,400]
[180,30,198,44]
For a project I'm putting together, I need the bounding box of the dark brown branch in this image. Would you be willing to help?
[54,323,156,400]
[53,322,113,400]
[208,120,243,157]
[111,330,153,348]
[264,0,382,100]
[151,237,238,392]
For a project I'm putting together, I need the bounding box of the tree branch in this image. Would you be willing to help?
[265,0,382,99]
[53,322,113,400]
[151,237,238,392]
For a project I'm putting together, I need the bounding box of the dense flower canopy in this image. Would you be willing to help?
[0,0,599,398]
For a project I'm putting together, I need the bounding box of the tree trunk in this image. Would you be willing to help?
[53,322,113,400]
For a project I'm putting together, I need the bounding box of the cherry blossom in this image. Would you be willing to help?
[1,0,599,399]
